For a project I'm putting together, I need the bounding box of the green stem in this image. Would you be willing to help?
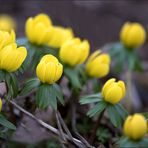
[89,109,105,144]
[125,70,133,111]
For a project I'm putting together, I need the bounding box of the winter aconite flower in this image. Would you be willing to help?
[25,13,52,45]
[59,38,90,66]
[123,114,147,140]
[0,30,15,50]
[102,78,125,104]
[120,22,146,49]
[0,43,27,72]
[47,26,74,48]
[0,15,16,31]
[86,50,110,78]
[36,54,63,84]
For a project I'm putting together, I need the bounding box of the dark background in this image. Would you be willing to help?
[1,0,148,60]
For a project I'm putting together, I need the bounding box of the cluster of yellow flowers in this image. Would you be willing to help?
[26,13,73,47]
[25,13,111,85]
[0,13,147,143]
[102,79,148,141]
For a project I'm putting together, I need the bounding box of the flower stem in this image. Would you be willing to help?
[125,70,133,111]
[89,109,105,144]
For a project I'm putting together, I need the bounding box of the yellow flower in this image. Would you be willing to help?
[0,43,27,72]
[0,98,2,112]
[47,26,74,48]
[0,30,15,50]
[120,22,146,48]
[25,13,52,45]
[59,38,90,66]
[124,114,147,140]
[36,54,63,84]
[102,78,125,104]
[0,15,16,31]
[86,50,110,78]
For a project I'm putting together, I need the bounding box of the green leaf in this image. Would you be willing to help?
[64,67,81,89]
[49,86,57,110]
[53,84,64,105]
[20,78,40,96]
[36,84,57,110]
[141,112,148,120]
[87,101,107,117]
[42,45,58,57]
[10,73,19,98]
[5,73,13,99]
[108,43,123,57]
[0,114,16,130]
[114,50,125,73]
[107,105,122,127]
[96,126,111,144]
[0,70,5,82]
[75,64,87,84]
[117,136,148,148]
[21,44,36,71]
[115,103,129,120]
[126,51,136,70]
[80,93,102,104]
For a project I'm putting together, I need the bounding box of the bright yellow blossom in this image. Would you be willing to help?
[47,26,73,48]
[0,30,15,50]
[59,38,90,66]
[36,54,63,84]
[0,43,27,72]
[102,78,125,104]
[124,114,147,140]
[120,22,146,48]
[25,13,52,45]
[86,50,110,78]
[0,15,16,31]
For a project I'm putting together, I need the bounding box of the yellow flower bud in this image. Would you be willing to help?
[124,114,147,140]
[120,22,146,48]
[0,15,16,31]
[47,26,74,48]
[0,30,15,50]
[0,98,2,112]
[59,38,90,66]
[25,13,52,45]
[86,50,110,78]
[36,54,63,84]
[102,78,125,104]
[0,43,27,72]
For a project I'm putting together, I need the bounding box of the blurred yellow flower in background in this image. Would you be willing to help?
[120,22,146,49]
[36,54,63,84]
[123,114,147,140]
[47,26,74,48]
[0,15,16,31]
[59,38,90,66]
[25,13,52,45]
[0,98,2,112]
[86,50,110,78]
[0,43,27,72]
[0,30,15,50]
[102,78,125,104]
